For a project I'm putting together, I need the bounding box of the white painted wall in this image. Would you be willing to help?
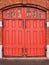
[0,21,2,27]
[47,22,49,27]
[0,21,2,58]
[0,45,2,58]
[47,45,49,58]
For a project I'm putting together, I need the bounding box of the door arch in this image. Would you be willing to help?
[2,6,46,57]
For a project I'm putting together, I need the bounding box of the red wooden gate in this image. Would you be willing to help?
[2,7,46,57]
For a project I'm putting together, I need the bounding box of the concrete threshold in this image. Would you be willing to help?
[2,57,48,60]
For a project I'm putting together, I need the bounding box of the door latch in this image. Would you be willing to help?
[22,48,27,56]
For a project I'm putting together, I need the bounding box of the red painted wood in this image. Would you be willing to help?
[2,7,46,57]
[25,19,46,56]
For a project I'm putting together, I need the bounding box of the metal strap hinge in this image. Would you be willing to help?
[2,22,4,27]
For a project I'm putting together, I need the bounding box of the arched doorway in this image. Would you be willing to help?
[2,6,46,57]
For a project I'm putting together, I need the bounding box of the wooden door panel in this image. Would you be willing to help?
[3,20,24,56]
[25,20,46,56]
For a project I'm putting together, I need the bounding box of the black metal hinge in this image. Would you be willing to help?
[45,23,47,27]
[45,48,47,51]
[2,22,4,28]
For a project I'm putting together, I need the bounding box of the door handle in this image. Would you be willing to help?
[22,20,24,28]
[24,20,26,28]
[22,20,26,28]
